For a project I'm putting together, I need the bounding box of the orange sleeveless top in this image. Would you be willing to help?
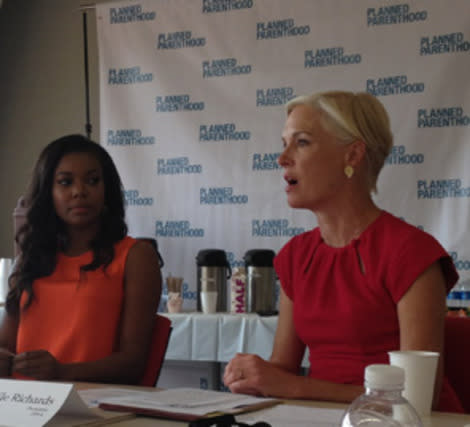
[16,236,137,363]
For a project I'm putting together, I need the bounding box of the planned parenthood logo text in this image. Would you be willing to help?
[156,220,204,237]
[418,107,470,128]
[202,0,253,13]
[200,187,248,205]
[157,157,202,175]
[203,58,252,78]
[181,283,198,301]
[107,129,155,146]
[420,32,470,55]
[199,123,250,142]
[158,31,206,49]
[108,67,152,84]
[304,47,361,68]
[110,5,155,24]
[417,179,470,199]
[156,95,204,112]
[450,252,470,271]
[226,251,245,268]
[252,153,281,170]
[252,219,305,237]
[256,19,310,39]
[385,145,424,165]
[124,189,154,206]
[367,4,427,26]
[366,75,424,96]
[257,87,295,107]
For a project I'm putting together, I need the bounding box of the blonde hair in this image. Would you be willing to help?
[286,91,393,193]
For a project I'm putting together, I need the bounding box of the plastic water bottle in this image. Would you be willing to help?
[340,364,422,427]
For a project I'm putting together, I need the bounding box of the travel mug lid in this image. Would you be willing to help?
[243,249,275,267]
[196,249,229,267]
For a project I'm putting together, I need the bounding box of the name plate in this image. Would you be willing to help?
[0,379,99,427]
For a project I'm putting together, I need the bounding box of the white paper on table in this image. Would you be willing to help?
[0,379,100,427]
[100,387,279,416]
[78,387,150,408]
[236,404,344,427]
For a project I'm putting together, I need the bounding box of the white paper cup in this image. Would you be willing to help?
[388,350,439,417]
[200,291,218,314]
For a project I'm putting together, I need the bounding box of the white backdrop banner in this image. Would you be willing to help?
[96,0,470,310]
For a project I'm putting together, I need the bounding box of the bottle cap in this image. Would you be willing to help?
[243,249,275,267]
[196,249,229,267]
[365,364,405,390]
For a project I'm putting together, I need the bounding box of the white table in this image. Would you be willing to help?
[162,312,286,363]
[159,312,296,391]
[75,383,470,427]
[157,312,311,392]
[110,408,470,427]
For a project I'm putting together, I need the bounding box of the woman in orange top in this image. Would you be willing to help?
[0,134,161,383]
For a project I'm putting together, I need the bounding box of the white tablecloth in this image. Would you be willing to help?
[162,312,309,366]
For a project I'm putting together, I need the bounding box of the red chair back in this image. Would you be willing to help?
[139,314,172,387]
[444,315,470,413]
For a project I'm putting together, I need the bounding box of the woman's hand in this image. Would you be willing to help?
[223,353,297,397]
[13,350,62,380]
[224,352,364,402]
[223,290,306,398]
[0,348,14,377]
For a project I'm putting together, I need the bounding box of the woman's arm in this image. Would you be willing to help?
[0,307,19,377]
[269,288,306,372]
[396,261,447,409]
[13,240,162,383]
[0,306,19,352]
[224,289,363,402]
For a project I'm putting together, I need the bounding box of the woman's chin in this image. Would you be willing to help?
[286,198,304,209]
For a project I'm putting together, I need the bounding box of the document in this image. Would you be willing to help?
[78,387,149,408]
[0,379,132,427]
[98,387,281,421]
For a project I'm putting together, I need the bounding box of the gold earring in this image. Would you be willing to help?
[344,165,354,179]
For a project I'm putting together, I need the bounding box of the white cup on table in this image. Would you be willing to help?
[388,350,439,417]
[200,291,218,314]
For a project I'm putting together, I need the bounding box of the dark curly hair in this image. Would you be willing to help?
[7,134,128,315]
